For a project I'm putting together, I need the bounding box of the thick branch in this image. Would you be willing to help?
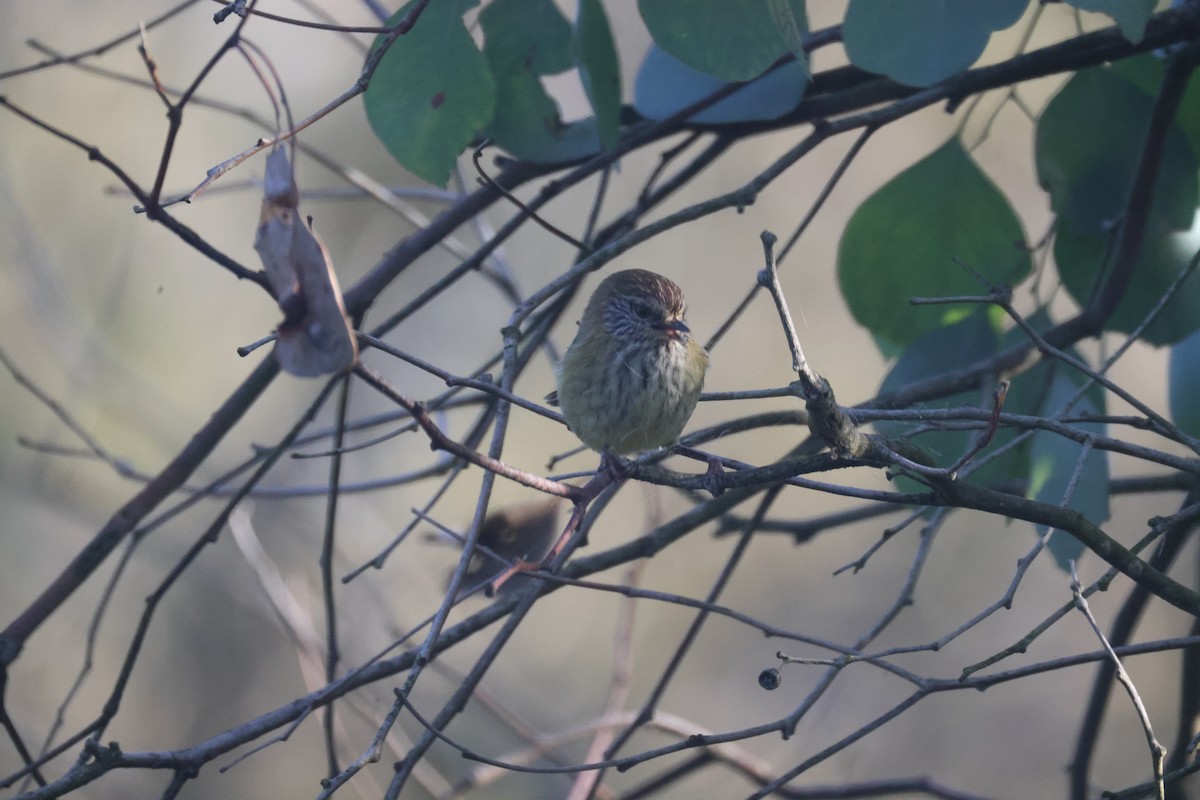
[932,481,1200,616]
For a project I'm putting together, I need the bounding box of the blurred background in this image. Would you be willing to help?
[1,1,1196,798]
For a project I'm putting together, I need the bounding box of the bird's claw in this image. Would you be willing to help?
[599,449,631,482]
[703,456,726,497]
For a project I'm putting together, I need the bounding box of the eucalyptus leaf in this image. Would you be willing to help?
[634,45,806,123]
[1027,372,1110,571]
[838,139,1031,349]
[364,0,495,186]
[575,0,622,151]
[843,0,1027,87]
[1063,0,1156,43]
[1110,54,1200,168]
[1036,66,1197,235]
[875,314,1000,488]
[480,0,601,163]
[1054,219,1200,346]
[638,0,808,82]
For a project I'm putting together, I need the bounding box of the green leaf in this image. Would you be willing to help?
[972,312,1049,482]
[634,45,806,123]
[1027,372,1110,571]
[871,333,905,362]
[480,0,601,163]
[574,0,622,152]
[994,308,1107,487]
[1111,54,1200,172]
[875,313,1001,486]
[838,139,1032,349]
[872,311,1083,492]
[1039,65,1200,346]
[1169,327,1200,437]
[638,0,808,82]
[1036,66,1198,235]
[1063,0,1156,44]
[766,0,810,83]
[364,0,496,186]
[482,0,574,76]
[1054,219,1200,346]
[843,0,1027,87]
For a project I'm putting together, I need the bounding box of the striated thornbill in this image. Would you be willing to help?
[552,269,709,455]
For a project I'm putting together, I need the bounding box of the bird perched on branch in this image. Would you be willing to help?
[551,269,709,456]
[483,271,709,593]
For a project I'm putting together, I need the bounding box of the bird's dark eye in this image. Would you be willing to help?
[631,303,656,320]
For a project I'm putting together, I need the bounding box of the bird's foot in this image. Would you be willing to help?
[703,456,726,497]
[598,448,631,482]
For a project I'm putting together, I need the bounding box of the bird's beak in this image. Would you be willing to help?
[657,318,690,337]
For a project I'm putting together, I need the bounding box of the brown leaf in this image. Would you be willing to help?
[254,147,357,377]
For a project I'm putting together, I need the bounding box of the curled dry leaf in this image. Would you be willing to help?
[254,147,358,377]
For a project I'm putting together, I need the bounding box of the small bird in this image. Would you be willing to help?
[432,500,560,597]
[551,269,709,456]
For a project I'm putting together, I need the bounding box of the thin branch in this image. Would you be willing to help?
[0,0,204,79]
[0,358,280,667]
[209,0,394,32]
[352,364,579,500]
[1069,563,1166,800]
[0,96,268,288]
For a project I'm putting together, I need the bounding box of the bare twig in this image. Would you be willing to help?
[1069,563,1166,800]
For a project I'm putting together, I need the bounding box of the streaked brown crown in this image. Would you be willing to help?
[586,269,687,320]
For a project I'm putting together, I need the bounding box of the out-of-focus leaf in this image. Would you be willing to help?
[1110,54,1200,176]
[843,0,1027,87]
[1036,66,1197,235]
[638,0,808,82]
[1064,0,1157,43]
[1027,372,1110,571]
[876,313,1001,488]
[1040,65,1200,345]
[364,0,495,186]
[480,0,601,163]
[766,0,810,82]
[575,0,622,151]
[838,139,1031,349]
[1053,219,1200,346]
[634,44,806,123]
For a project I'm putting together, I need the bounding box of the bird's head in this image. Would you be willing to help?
[585,269,691,344]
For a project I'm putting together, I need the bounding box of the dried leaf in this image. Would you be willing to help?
[254,148,358,377]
